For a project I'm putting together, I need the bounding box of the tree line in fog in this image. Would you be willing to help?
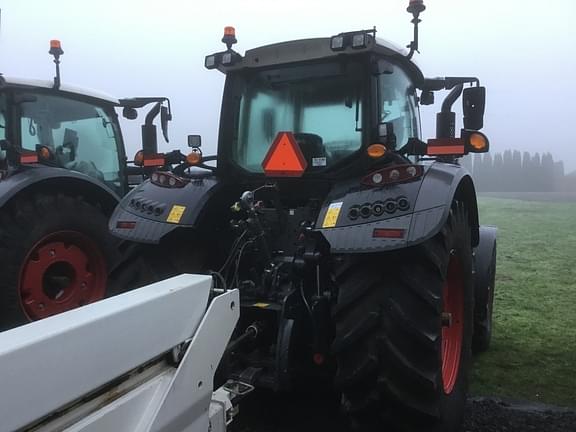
[460,150,574,192]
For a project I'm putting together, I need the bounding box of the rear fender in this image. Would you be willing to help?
[410,163,480,246]
[109,176,222,244]
[0,167,120,214]
[316,163,480,253]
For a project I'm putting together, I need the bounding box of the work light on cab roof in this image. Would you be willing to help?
[205,26,241,69]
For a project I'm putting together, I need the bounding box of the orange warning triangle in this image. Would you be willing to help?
[262,131,308,177]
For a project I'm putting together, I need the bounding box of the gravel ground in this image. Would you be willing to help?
[232,391,576,432]
[463,398,576,432]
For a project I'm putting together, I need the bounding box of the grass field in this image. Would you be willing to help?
[470,197,576,407]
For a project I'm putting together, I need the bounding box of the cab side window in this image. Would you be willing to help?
[19,93,121,193]
[0,93,6,140]
[377,61,420,148]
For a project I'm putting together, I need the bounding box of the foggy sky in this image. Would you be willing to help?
[1,0,575,172]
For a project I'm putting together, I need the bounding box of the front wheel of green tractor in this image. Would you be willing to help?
[0,194,119,330]
[332,202,474,432]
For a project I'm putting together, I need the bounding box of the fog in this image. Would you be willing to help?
[1,0,575,172]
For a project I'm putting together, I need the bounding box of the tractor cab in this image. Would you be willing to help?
[203,25,488,183]
[0,78,126,194]
[0,40,172,197]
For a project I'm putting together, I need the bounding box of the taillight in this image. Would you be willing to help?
[116,221,136,229]
[150,171,188,188]
[372,228,405,239]
[362,164,424,187]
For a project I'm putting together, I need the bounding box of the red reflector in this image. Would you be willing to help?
[362,164,424,187]
[20,154,39,164]
[262,132,308,177]
[427,138,465,155]
[143,154,165,167]
[116,221,136,229]
[372,228,405,239]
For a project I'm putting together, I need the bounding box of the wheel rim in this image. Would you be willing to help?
[441,254,464,394]
[19,231,107,320]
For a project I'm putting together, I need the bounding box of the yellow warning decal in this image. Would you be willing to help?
[253,303,270,308]
[322,201,343,228]
[166,205,186,224]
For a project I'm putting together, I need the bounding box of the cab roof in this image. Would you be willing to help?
[217,34,424,85]
[1,76,120,105]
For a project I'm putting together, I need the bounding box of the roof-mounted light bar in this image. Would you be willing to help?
[330,28,376,52]
[205,26,243,70]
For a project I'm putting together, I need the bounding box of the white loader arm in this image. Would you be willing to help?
[0,274,239,432]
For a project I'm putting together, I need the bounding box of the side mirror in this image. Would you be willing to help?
[122,107,138,120]
[420,90,434,106]
[160,106,171,142]
[462,86,485,130]
[188,135,201,148]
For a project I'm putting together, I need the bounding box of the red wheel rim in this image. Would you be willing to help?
[441,254,464,394]
[18,231,107,320]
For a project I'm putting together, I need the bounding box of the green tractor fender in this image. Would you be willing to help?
[315,162,481,253]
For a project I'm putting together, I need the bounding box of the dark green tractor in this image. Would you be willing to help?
[110,2,497,430]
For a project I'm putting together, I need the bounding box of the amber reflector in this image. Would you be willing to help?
[469,133,488,152]
[134,150,144,166]
[262,132,308,177]
[186,151,202,165]
[39,147,52,160]
[367,144,387,158]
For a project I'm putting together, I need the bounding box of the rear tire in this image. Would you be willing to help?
[108,237,209,291]
[332,202,474,432]
[0,194,117,330]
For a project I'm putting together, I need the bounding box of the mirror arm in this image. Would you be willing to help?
[141,102,161,156]
[145,102,161,126]
[421,77,480,92]
[436,84,463,139]
[441,84,463,114]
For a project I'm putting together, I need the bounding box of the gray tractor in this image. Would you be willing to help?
[0,41,174,329]
[110,2,497,430]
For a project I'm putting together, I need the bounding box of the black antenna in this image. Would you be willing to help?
[406,0,426,59]
[48,40,64,89]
